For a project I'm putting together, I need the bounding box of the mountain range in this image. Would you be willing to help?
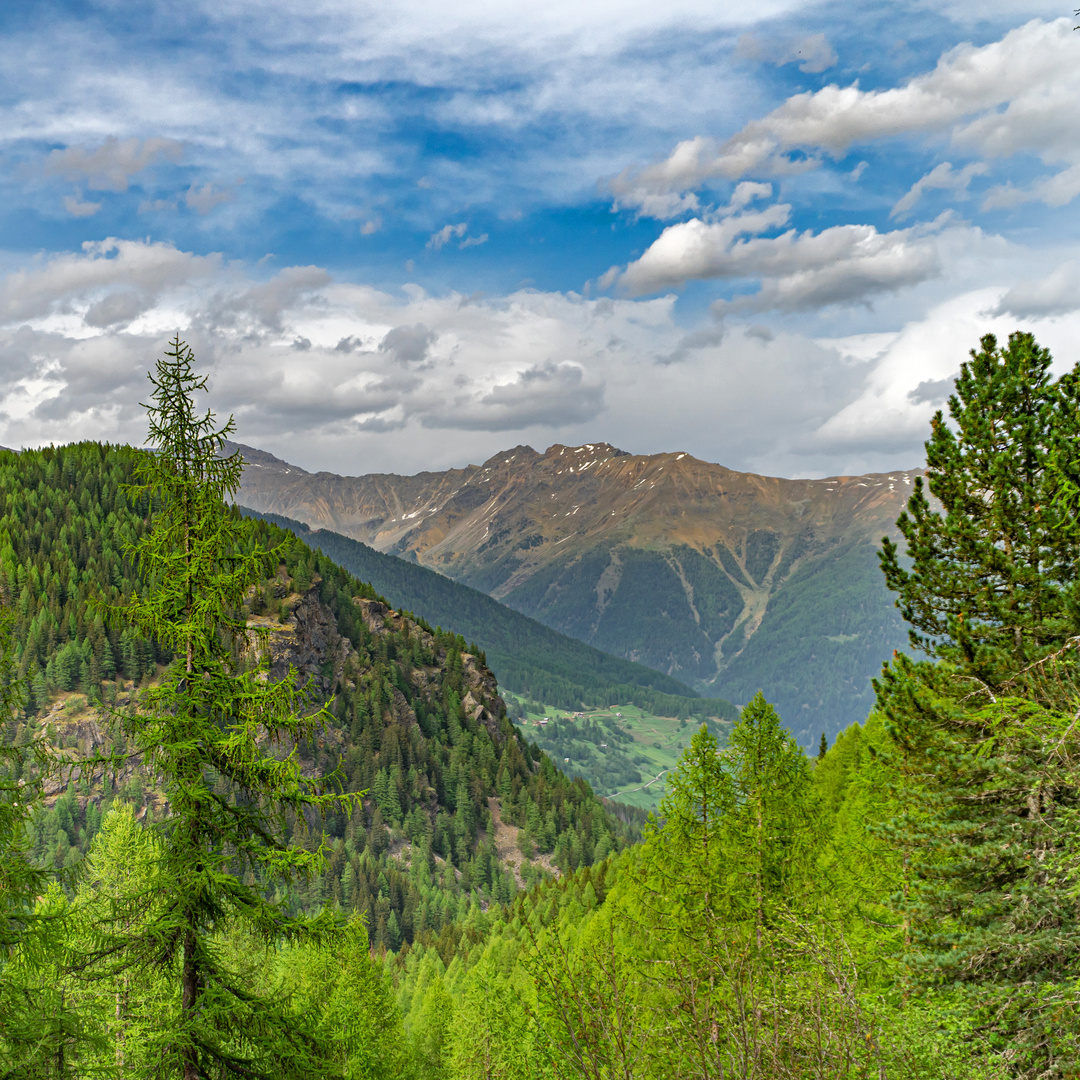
[229,441,919,743]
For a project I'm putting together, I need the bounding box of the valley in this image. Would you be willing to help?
[230,440,917,743]
[504,693,723,810]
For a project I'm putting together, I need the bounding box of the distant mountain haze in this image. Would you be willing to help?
[228,440,919,743]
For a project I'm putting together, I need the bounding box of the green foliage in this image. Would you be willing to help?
[0,425,639,950]
[591,549,715,680]
[720,539,909,745]
[0,440,162,706]
[0,603,88,1075]
[876,331,1080,1079]
[92,336,352,1079]
[282,917,409,1079]
[881,331,1080,674]
[251,512,734,721]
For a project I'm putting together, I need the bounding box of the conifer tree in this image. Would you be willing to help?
[880,331,1080,679]
[720,692,817,953]
[877,331,1080,1078]
[94,335,348,1079]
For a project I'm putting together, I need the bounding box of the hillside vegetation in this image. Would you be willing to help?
[0,441,638,944]
[230,440,913,741]
[245,509,736,724]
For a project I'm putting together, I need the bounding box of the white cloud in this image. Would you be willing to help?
[891,161,988,219]
[426,362,604,431]
[611,18,1077,217]
[990,259,1080,318]
[809,287,1080,456]
[0,238,221,325]
[185,183,234,214]
[3,233,1078,482]
[44,136,184,191]
[428,223,468,250]
[981,163,1080,211]
[617,207,948,309]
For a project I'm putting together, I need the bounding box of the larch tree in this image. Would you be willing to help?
[90,335,351,1079]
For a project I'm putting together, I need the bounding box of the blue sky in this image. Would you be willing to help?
[1,0,1077,477]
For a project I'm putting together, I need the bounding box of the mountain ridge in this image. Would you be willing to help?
[228,440,919,742]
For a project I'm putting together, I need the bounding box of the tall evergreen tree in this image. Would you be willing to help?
[880,331,1080,679]
[94,335,349,1079]
[876,332,1080,1078]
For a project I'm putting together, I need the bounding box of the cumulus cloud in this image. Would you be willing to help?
[657,323,725,366]
[426,362,604,431]
[617,207,947,310]
[907,374,958,406]
[44,136,184,192]
[199,265,331,334]
[0,238,221,325]
[736,32,837,74]
[84,290,145,328]
[891,161,988,219]
[379,323,437,364]
[4,235,1078,482]
[808,287,1080,460]
[611,18,1076,217]
[981,163,1080,211]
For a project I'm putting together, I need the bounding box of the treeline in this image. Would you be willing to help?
[374,703,980,1080]
[248,511,736,722]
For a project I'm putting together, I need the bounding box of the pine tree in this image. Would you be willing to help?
[880,331,1080,680]
[93,335,349,1079]
[876,332,1080,1078]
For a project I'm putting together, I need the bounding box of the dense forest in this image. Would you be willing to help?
[4,330,1080,1077]
[246,510,737,723]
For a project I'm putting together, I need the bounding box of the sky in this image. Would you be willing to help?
[1,0,1079,479]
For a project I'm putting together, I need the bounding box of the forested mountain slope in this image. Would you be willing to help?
[229,440,914,742]
[0,442,639,952]
[244,508,737,724]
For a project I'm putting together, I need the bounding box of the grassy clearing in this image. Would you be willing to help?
[503,691,730,811]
